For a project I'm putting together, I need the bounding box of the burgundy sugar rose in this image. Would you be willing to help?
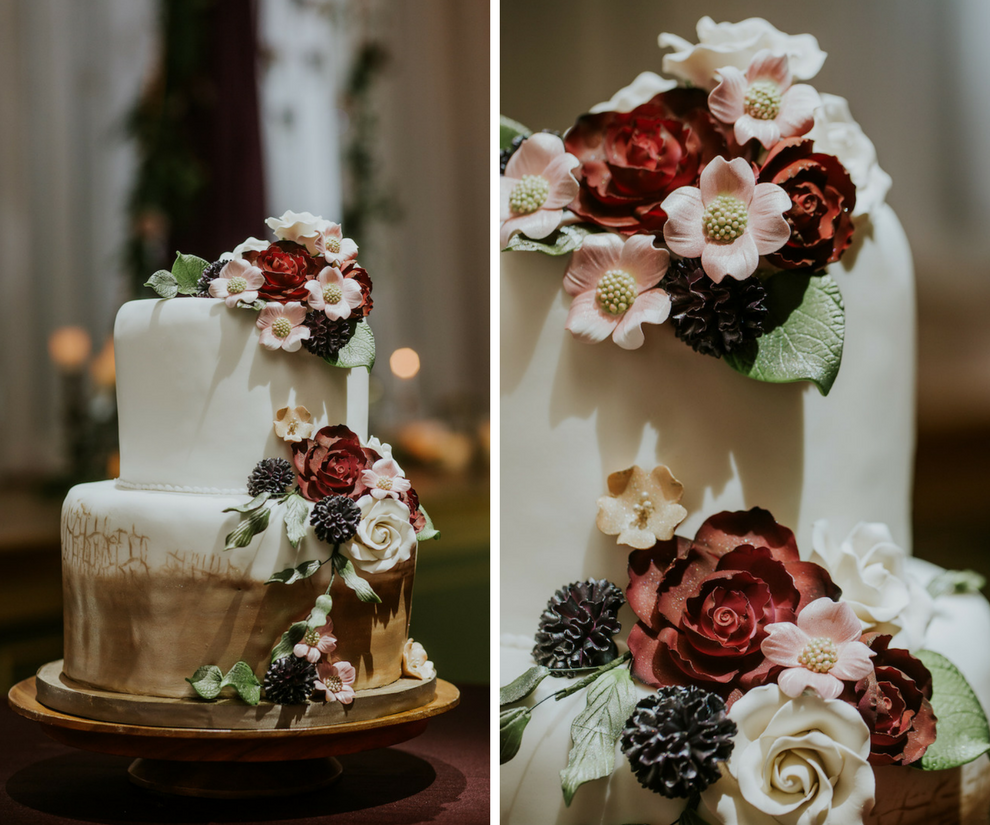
[292,425,380,502]
[758,138,857,270]
[627,508,840,697]
[340,262,374,319]
[842,633,937,766]
[564,89,742,235]
[252,240,322,303]
[398,486,427,533]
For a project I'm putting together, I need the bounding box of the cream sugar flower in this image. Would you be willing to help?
[402,639,436,681]
[305,266,364,321]
[662,156,791,283]
[256,302,311,352]
[208,259,264,307]
[563,234,671,350]
[315,223,359,267]
[274,405,315,443]
[361,458,412,501]
[315,660,356,705]
[708,50,821,149]
[500,133,580,248]
[762,598,875,700]
[265,210,332,256]
[230,236,270,260]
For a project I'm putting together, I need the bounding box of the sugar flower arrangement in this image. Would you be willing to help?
[146,210,376,371]
[186,410,439,707]
[500,18,893,395]
[500,463,990,824]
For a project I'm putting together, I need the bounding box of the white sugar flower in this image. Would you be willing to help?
[265,210,333,256]
[229,236,270,260]
[402,638,436,681]
[304,266,365,321]
[315,223,359,267]
[256,302,311,352]
[345,495,416,574]
[360,458,412,501]
[208,259,264,307]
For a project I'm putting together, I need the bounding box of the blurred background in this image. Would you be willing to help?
[502,1,990,582]
[0,0,489,691]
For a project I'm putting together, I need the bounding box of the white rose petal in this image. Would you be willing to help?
[345,495,415,575]
[589,71,678,114]
[230,236,270,260]
[264,210,333,255]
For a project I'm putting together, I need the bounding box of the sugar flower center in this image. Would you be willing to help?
[703,195,749,243]
[325,237,341,254]
[744,80,783,120]
[325,674,343,692]
[509,174,550,214]
[272,317,293,339]
[631,491,654,527]
[596,269,637,316]
[376,477,394,491]
[798,636,839,673]
[303,628,320,647]
[323,283,344,304]
[227,276,248,295]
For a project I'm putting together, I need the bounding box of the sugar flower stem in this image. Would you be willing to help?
[530,652,632,710]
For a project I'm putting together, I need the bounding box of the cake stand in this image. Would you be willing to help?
[8,666,460,799]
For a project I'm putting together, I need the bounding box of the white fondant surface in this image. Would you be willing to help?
[115,298,369,491]
[500,205,915,637]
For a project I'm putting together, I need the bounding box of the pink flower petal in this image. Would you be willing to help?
[612,290,670,350]
[620,236,669,292]
[503,208,563,245]
[745,50,792,88]
[258,328,281,350]
[209,280,230,299]
[747,183,793,254]
[563,234,624,296]
[797,598,863,645]
[565,292,618,345]
[831,641,875,681]
[701,234,759,282]
[541,153,581,210]
[734,115,781,150]
[257,304,281,328]
[761,621,808,667]
[778,667,843,700]
[776,84,821,138]
[700,157,755,207]
[283,302,308,325]
[660,187,705,257]
[504,132,564,179]
[707,66,747,125]
[305,280,325,310]
[282,326,310,352]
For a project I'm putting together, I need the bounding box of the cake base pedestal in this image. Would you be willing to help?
[8,670,460,799]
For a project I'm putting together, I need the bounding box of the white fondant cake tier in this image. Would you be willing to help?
[115,298,369,492]
[500,560,990,825]
[61,481,415,699]
[500,204,915,637]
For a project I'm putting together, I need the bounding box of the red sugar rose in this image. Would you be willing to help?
[251,240,322,303]
[340,262,374,319]
[292,425,380,502]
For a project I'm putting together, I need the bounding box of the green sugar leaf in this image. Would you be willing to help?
[332,553,381,603]
[145,269,178,299]
[503,224,594,256]
[917,649,990,770]
[223,492,270,514]
[270,621,308,663]
[499,115,531,150]
[308,594,335,628]
[724,271,845,396]
[186,665,224,700]
[500,706,532,764]
[927,569,987,599]
[324,321,375,371]
[223,506,271,550]
[172,251,210,295]
[266,559,325,585]
[416,504,441,542]
[283,492,309,549]
[500,665,551,706]
[220,661,261,706]
[560,665,638,806]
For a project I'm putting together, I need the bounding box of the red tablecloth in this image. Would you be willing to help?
[0,684,489,824]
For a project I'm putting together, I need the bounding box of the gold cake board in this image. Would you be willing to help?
[8,662,460,799]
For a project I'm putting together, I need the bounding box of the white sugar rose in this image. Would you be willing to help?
[346,495,416,574]
[806,94,891,219]
[659,17,826,91]
[589,71,677,114]
[402,638,436,681]
[264,210,333,256]
[230,236,270,260]
[701,685,874,825]
[809,520,933,651]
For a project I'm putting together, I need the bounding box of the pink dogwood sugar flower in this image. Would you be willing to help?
[315,223,359,267]
[500,133,580,248]
[256,302,311,352]
[762,597,875,700]
[292,620,337,664]
[661,156,791,283]
[316,660,356,705]
[305,266,365,321]
[563,234,671,350]
[208,258,265,307]
[361,458,412,500]
[708,50,821,149]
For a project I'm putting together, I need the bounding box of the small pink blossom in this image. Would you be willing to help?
[708,50,821,149]
[563,234,670,350]
[500,133,580,248]
[208,259,265,307]
[304,266,365,321]
[762,597,875,700]
[256,302,311,352]
[316,660,356,705]
[315,223,359,267]
[360,458,412,500]
[661,156,791,283]
[292,620,337,664]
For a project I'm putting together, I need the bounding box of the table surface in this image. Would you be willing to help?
[0,683,490,824]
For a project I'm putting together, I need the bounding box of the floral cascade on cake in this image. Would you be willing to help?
[499,18,893,395]
[500,464,990,825]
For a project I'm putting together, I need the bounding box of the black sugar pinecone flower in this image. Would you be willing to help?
[621,685,737,799]
[661,258,768,358]
[311,495,362,545]
[532,579,624,677]
[196,259,227,297]
[303,313,357,359]
[246,458,295,497]
[263,656,317,704]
